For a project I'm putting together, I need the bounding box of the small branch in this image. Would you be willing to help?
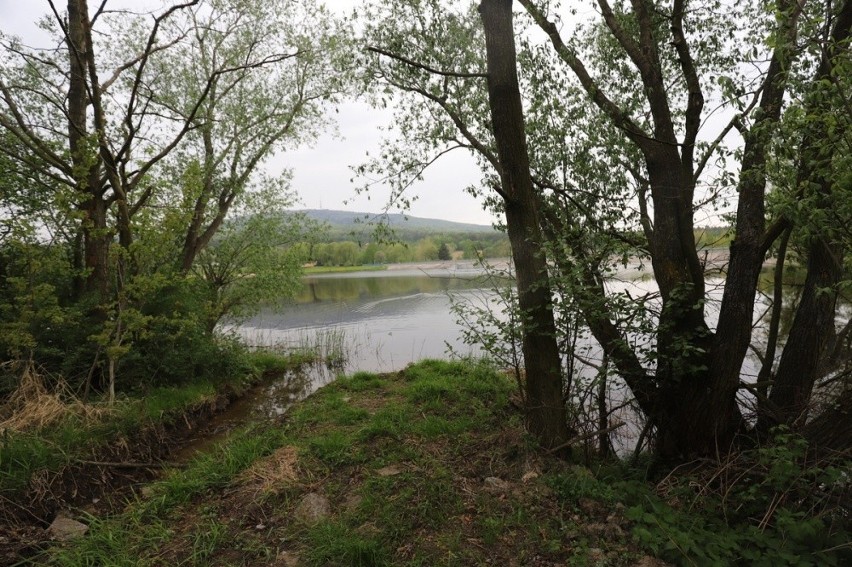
[367,46,488,78]
[546,422,625,454]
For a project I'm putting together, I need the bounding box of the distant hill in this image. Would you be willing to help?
[296,209,497,236]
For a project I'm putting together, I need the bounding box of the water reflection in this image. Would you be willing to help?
[172,363,340,459]
[232,266,511,373]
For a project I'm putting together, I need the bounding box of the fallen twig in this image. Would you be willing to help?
[546,422,626,454]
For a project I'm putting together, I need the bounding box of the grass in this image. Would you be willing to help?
[0,348,303,503]
[31,359,852,567]
[38,359,632,566]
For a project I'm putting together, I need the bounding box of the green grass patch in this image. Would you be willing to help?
[0,432,62,494]
[307,429,363,466]
[249,348,315,374]
[338,371,388,391]
[294,391,370,427]
[136,381,219,420]
[356,403,410,442]
[305,520,388,566]
[408,413,475,438]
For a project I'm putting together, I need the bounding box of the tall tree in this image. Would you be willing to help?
[514,0,847,456]
[1,0,206,296]
[359,0,569,447]
[479,0,570,447]
[147,0,350,273]
[761,0,852,431]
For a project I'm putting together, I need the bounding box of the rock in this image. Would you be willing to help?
[344,493,363,513]
[295,492,330,524]
[276,550,300,566]
[376,464,403,477]
[483,476,510,492]
[47,515,88,541]
[521,471,539,483]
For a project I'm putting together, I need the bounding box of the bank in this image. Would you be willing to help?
[18,359,850,566]
[0,347,317,563]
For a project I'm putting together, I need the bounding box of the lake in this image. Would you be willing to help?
[224,259,785,454]
[225,260,667,453]
[230,261,513,372]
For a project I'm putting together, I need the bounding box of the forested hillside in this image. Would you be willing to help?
[292,209,510,266]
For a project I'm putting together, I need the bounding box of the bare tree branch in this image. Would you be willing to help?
[367,46,488,78]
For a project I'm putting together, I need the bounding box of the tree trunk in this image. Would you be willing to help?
[760,0,851,433]
[766,235,843,428]
[707,0,801,446]
[803,388,852,455]
[479,0,569,449]
[82,194,110,296]
[67,0,109,298]
[644,144,727,460]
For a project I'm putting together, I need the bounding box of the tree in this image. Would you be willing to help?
[517,0,852,456]
[195,201,317,332]
[437,242,452,260]
[145,0,350,274]
[359,0,852,458]
[479,0,569,446]
[759,1,852,432]
[1,0,345,292]
[1,0,211,297]
[0,0,347,391]
[360,0,569,447]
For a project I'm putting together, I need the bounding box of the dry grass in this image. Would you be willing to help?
[0,362,108,432]
[237,445,300,494]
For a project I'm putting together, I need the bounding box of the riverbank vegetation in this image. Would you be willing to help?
[0,0,348,398]
[38,361,851,565]
[300,233,511,267]
[1,0,850,563]
[0,344,313,563]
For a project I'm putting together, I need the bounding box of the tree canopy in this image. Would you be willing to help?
[357,0,852,457]
[0,0,348,394]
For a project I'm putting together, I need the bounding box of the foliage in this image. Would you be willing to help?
[308,232,509,266]
[194,197,317,330]
[626,433,851,566]
[447,259,525,397]
[0,0,348,402]
[357,0,852,457]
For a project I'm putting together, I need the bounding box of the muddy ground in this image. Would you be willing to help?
[0,387,243,564]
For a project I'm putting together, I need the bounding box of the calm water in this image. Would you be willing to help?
[231,262,512,372]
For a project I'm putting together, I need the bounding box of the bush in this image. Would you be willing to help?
[627,432,851,566]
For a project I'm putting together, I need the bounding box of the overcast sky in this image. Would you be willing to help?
[0,0,493,225]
